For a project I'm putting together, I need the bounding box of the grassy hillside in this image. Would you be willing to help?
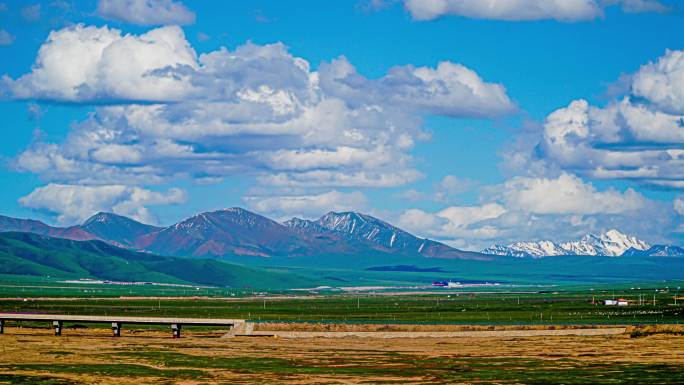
[0,232,312,289]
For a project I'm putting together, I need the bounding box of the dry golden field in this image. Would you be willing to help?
[0,325,683,384]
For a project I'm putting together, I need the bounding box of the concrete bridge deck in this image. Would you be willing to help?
[0,313,245,338]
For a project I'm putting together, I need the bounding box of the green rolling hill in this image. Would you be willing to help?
[0,232,312,289]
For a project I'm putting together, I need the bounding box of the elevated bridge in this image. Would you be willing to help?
[0,313,245,338]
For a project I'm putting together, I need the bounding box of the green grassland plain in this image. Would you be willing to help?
[0,277,682,325]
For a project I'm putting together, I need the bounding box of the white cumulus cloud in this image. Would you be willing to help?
[19,183,186,225]
[244,190,368,220]
[631,49,684,115]
[395,173,668,250]
[500,173,646,215]
[513,50,684,189]
[8,24,513,192]
[3,24,197,102]
[319,57,515,118]
[398,203,506,243]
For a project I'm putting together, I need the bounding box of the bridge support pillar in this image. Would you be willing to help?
[171,323,182,338]
[0,319,4,334]
[53,321,63,336]
[111,322,122,337]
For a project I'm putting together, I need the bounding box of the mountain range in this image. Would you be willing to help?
[1,210,683,287]
[2,209,682,261]
[0,208,484,261]
[482,229,683,257]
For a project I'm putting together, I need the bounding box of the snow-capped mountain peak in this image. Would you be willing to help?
[80,212,159,247]
[174,207,278,232]
[482,229,650,257]
[83,212,113,224]
[623,245,684,257]
[570,229,650,257]
[281,211,482,259]
[313,211,408,247]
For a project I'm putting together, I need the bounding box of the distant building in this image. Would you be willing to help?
[603,299,629,306]
[432,281,462,288]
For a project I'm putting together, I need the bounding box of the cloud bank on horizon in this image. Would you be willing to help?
[0,0,683,250]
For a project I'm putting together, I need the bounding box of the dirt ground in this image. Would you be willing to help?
[246,327,627,339]
[0,325,682,384]
[253,322,619,332]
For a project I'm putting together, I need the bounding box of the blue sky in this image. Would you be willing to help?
[1,0,683,250]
